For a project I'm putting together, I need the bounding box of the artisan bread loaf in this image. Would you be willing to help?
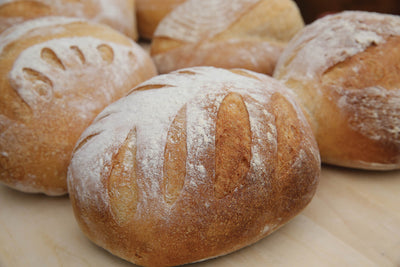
[136,0,186,39]
[68,67,320,267]
[274,11,400,170]
[0,17,157,195]
[0,0,138,40]
[150,0,304,75]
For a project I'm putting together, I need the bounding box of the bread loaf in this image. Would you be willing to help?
[68,67,320,267]
[136,0,186,40]
[274,11,400,170]
[0,0,138,40]
[0,17,157,195]
[150,0,304,75]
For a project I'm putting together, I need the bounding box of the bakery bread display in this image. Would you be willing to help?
[68,67,320,267]
[0,17,157,195]
[274,11,400,170]
[0,0,138,40]
[150,0,304,75]
[136,0,186,40]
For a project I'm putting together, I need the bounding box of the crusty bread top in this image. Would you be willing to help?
[0,0,137,39]
[69,66,318,207]
[274,11,400,81]
[154,0,302,45]
[0,17,156,195]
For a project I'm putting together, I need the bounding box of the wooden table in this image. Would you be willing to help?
[1,165,399,267]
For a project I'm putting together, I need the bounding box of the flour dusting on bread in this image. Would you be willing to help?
[275,11,400,81]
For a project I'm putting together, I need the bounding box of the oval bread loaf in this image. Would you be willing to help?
[150,0,304,75]
[0,0,138,40]
[68,67,320,267]
[0,17,157,195]
[136,0,186,40]
[274,11,400,170]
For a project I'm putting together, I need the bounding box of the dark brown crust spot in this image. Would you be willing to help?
[215,93,252,199]
[108,128,138,224]
[163,105,187,204]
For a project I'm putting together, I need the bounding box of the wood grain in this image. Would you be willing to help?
[0,165,399,266]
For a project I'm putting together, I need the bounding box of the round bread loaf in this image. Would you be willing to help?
[274,11,400,170]
[68,67,320,267]
[150,0,304,75]
[0,0,138,40]
[136,0,186,40]
[0,17,157,195]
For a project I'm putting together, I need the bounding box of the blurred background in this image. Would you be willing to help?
[293,0,400,23]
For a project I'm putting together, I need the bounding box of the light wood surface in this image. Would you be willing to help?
[0,165,399,267]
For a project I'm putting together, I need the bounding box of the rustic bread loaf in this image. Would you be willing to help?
[136,0,186,40]
[150,0,304,75]
[0,0,138,40]
[0,17,157,195]
[68,67,320,267]
[274,11,400,170]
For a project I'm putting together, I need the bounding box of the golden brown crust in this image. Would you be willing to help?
[0,0,138,40]
[150,0,304,75]
[136,0,186,40]
[68,67,320,266]
[0,17,157,195]
[274,11,400,170]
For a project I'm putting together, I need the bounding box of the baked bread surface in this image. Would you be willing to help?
[68,67,320,266]
[0,0,138,39]
[151,0,304,75]
[274,11,400,170]
[136,0,186,39]
[0,17,157,195]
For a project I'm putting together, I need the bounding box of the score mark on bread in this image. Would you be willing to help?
[109,128,138,224]
[97,44,114,64]
[21,68,53,102]
[151,0,305,74]
[215,93,251,199]
[163,105,187,204]
[41,47,66,70]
